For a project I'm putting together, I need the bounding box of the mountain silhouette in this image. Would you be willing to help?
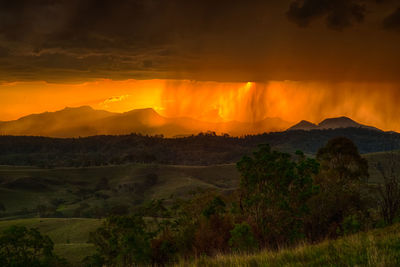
[0,106,115,137]
[287,116,382,132]
[0,106,291,137]
[287,120,318,131]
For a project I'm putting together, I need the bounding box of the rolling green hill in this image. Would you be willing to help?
[1,151,399,218]
[0,163,239,218]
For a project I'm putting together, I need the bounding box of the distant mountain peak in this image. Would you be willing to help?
[287,116,382,132]
[62,105,93,111]
[318,116,359,129]
[287,120,318,131]
[122,107,161,117]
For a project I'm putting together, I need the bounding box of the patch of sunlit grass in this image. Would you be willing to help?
[176,224,400,266]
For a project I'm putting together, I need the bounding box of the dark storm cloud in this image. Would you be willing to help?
[0,0,399,82]
[286,0,367,30]
[0,0,274,82]
[383,7,400,30]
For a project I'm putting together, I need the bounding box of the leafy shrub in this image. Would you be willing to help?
[229,222,258,252]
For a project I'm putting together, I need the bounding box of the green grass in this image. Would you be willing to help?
[0,163,240,216]
[0,218,102,265]
[177,224,400,267]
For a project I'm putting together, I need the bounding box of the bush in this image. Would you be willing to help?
[229,222,258,253]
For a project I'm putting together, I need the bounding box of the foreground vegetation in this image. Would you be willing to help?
[2,217,400,266]
[1,136,400,266]
[179,223,400,267]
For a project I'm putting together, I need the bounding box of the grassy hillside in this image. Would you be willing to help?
[178,224,400,267]
[0,163,239,217]
[0,151,398,217]
[0,218,102,265]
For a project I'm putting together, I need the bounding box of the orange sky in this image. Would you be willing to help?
[1,79,399,132]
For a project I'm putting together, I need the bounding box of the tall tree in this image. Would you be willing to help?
[307,137,369,240]
[237,144,319,248]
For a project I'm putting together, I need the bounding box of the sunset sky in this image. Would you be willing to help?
[1,1,400,131]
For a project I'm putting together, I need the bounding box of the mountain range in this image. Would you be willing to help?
[0,106,291,138]
[0,106,385,138]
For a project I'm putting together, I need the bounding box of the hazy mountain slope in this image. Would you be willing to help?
[0,106,115,137]
[0,106,291,137]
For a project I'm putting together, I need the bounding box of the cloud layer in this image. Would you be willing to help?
[0,0,399,82]
[287,0,366,30]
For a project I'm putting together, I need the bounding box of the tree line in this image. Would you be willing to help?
[0,128,399,167]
